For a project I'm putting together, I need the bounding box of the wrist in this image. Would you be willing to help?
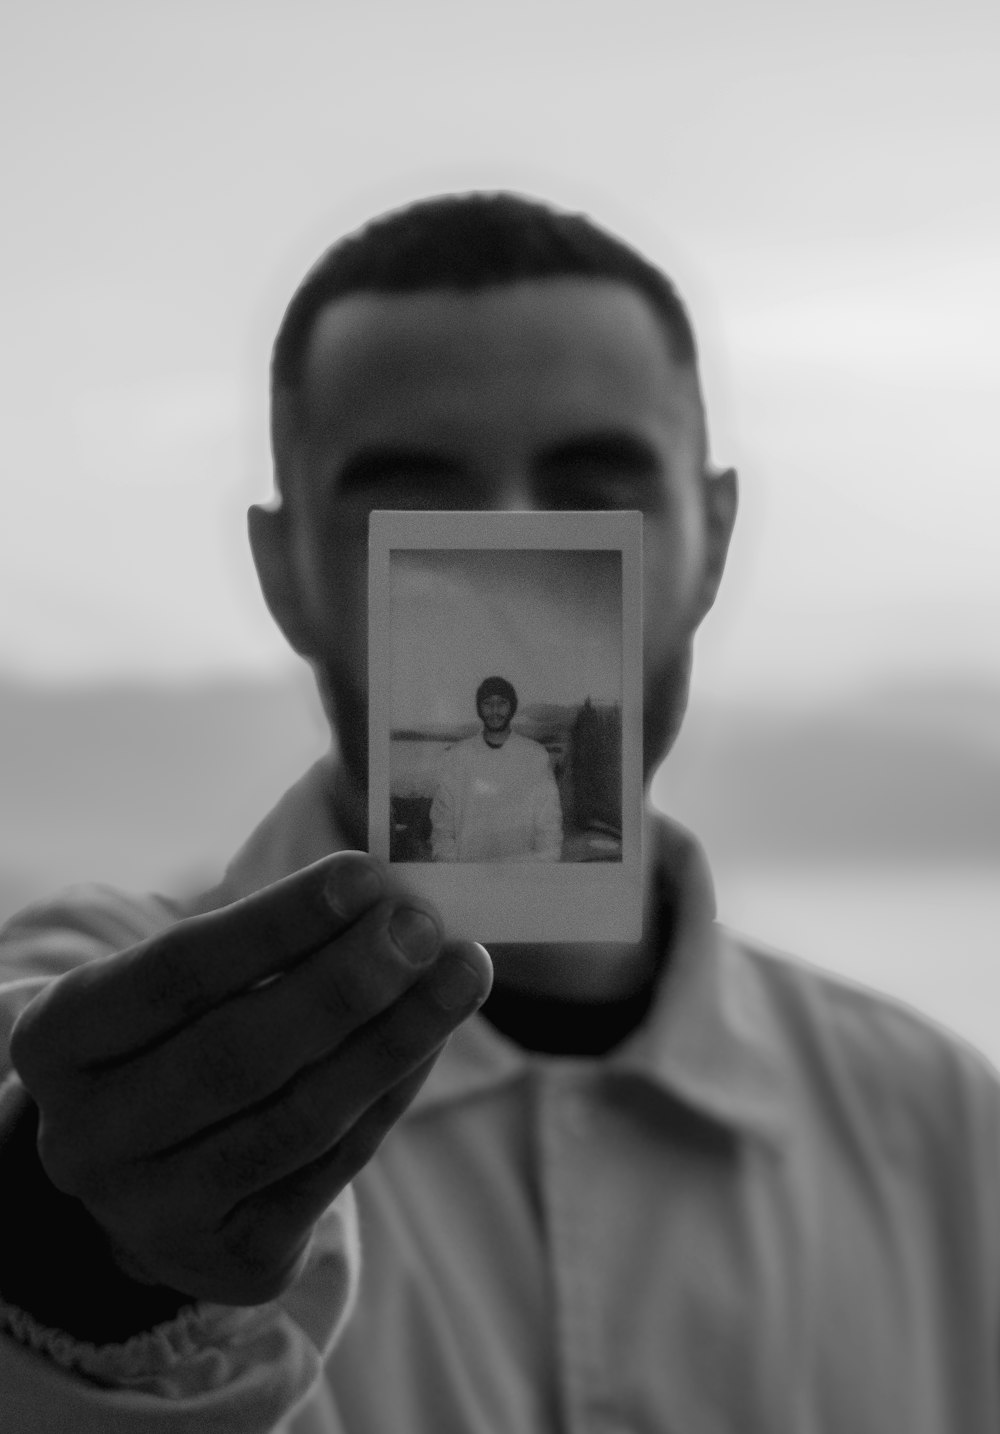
[0,1083,191,1343]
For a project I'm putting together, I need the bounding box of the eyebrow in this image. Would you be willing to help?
[334,429,663,492]
[537,431,662,474]
[336,447,465,491]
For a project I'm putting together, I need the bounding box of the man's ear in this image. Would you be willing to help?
[694,466,739,621]
[247,502,317,657]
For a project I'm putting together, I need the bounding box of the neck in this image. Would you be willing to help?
[330,760,368,850]
[482,979,657,1055]
[488,935,659,1002]
[488,818,673,1002]
[482,727,511,747]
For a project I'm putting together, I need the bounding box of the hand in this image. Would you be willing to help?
[9,853,491,1308]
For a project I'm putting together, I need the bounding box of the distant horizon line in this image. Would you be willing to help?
[2,668,999,714]
[392,700,623,741]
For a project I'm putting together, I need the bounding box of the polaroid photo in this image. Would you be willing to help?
[368,510,643,943]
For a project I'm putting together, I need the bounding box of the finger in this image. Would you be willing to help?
[110,1057,443,1309]
[148,942,491,1211]
[13,852,392,1076]
[86,896,448,1158]
[204,1058,441,1306]
[256,1054,440,1225]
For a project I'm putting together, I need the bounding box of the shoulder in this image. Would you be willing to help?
[1,884,184,981]
[439,735,480,767]
[509,732,551,764]
[0,885,184,1042]
[732,932,1000,1174]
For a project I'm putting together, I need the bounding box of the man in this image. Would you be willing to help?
[429,676,563,862]
[1,193,998,1432]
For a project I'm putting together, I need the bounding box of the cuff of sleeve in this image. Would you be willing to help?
[0,1296,237,1394]
[0,1189,360,1401]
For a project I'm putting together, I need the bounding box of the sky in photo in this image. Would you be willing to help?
[389,549,622,727]
[1,0,997,705]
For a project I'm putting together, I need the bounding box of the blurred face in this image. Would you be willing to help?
[253,277,736,799]
[479,694,513,734]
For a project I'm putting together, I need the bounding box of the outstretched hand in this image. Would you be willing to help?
[10,853,492,1308]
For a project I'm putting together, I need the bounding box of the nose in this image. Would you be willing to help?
[488,466,540,514]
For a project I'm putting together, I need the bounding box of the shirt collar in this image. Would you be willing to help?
[413,819,790,1147]
[211,758,788,1147]
[612,822,790,1148]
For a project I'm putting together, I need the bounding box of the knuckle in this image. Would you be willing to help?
[323,853,384,922]
[219,1215,311,1305]
[8,1003,44,1084]
[368,1016,418,1072]
[9,975,83,1085]
[206,1136,264,1199]
[306,921,408,1029]
[192,1032,255,1107]
[36,1116,99,1200]
[263,1090,324,1171]
[235,899,285,967]
[317,915,429,1023]
[206,1100,310,1199]
[313,962,369,1026]
[107,1215,195,1295]
[217,1261,289,1307]
[219,1245,296,1306]
[341,1114,391,1177]
[144,939,208,1023]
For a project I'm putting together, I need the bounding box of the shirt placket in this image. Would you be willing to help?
[536,1062,628,1434]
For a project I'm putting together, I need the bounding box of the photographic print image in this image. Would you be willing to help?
[388,548,623,865]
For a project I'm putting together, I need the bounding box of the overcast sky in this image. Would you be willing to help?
[389,549,622,727]
[1,0,997,705]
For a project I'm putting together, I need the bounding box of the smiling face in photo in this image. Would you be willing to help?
[480,695,513,736]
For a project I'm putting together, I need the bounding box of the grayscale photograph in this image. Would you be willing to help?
[388,548,624,866]
[1,6,998,1431]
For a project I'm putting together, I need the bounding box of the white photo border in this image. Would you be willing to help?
[369,510,644,943]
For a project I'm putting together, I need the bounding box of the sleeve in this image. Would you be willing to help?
[960,1045,1000,1401]
[530,753,563,863]
[429,752,459,862]
[0,887,360,1434]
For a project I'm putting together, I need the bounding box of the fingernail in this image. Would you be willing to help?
[389,907,440,965]
[432,958,486,1010]
[326,862,383,919]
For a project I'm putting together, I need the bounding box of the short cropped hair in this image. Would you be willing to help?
[476,676,518,718]
[271,191,698,421]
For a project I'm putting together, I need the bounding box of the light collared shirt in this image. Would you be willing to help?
[429,730,563,862]
[2,756,999,1432]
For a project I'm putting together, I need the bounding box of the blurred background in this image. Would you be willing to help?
[1,2,997,1059]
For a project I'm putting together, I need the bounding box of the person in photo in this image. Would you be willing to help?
[429,676,563,862]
